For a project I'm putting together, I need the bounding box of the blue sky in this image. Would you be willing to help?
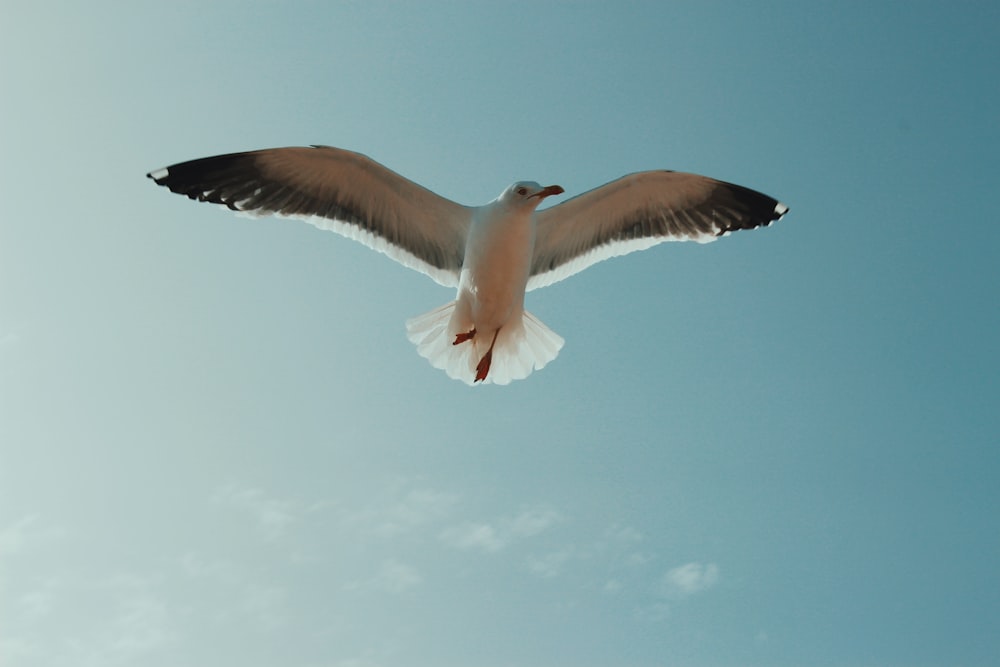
[1,1,998,666]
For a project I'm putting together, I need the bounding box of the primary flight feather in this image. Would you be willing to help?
[148,145,788,385]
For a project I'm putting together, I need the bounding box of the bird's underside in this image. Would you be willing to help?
[451,328,499,383]
[148,145,789,385]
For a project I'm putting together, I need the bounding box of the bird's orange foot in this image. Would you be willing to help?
[474,349,493,383]
[453,328,476,345]
[473,329,500,383]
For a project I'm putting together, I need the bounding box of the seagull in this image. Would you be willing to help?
[148,145,788,385]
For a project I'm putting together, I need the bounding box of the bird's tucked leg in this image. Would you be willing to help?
[453,328,476,345]
[474,329,501,383]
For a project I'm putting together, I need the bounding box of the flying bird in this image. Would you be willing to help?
[148,146,788,385]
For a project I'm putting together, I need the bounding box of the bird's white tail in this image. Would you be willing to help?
[405,301,564,385]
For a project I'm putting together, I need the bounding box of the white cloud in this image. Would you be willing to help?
[526,548,574,578]
[606,524,644,544]
[341,487,459,538]
[211,483,303,540]
[633,601,671,623]
[0,514,65,559]
[179,551,297,630]
[0,331,19,349]
[661,562,720,597]
[1,535,175,665]
[333,653,387,667]
[178,552,243,584]
[16,573,177,666]
[440,506,562,554]
[239,583,288,630]
[576,523,654,574]
[0,637,41,663]
[440,522,505,553]
[373,559,423,593]
[0,515,37,557]
[603,579,623,594]
[508,507,561,538]
[103,574,175,657]
[17,579,57,620]
[347,559,423,594]
[623,551,655,567]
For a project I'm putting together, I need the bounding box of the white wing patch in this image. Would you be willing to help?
[292,213,460,287]
[230,206,461,287]
[527,231,716,291]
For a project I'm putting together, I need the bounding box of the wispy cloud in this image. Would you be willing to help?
[603,523,655,569]
[603,578,624,594]
[0,637,41,664]
[508,506,562,538]
[239,583,288,630]
[526,548,575,578]
[101,574,175,658]
[0,514,66,559]
[605,524,644,544]
[440,521,505,552]
[440,506,562,554]
[0,515,36,558]
[633,601,671,624]
[339,486,459,538]
[346,559,423,594]
[211,483,306,541]
[661,562,720,598]
[16,578,58,621]
[178,551,244,584]
[3,573,177,667]
[179,551,289,629]
[0,331,19,350]
[332,652,387,667]
[373,559,423,593]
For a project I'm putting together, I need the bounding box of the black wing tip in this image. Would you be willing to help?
[752,200,789,230]
[146,151,320,215]
[773,201,790,221]
[147,167,169,184]
[730,181,789,223]
[709,183,790,237]
[145,153,262,203]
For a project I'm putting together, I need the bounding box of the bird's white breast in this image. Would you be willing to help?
[458,204,536,330]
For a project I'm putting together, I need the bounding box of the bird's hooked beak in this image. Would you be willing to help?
[530,184,565,200]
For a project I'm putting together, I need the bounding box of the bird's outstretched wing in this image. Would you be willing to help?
[148,146,473,287]
[528,171,788,290]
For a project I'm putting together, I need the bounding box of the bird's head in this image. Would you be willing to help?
[499,181,565,208]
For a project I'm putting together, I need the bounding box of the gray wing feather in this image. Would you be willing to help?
[528,171,788,290]
[148,146,472,287]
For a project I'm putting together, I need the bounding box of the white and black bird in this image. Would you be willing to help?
[148,146,788,385]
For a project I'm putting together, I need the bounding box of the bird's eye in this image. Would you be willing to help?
[517,187,528,196]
